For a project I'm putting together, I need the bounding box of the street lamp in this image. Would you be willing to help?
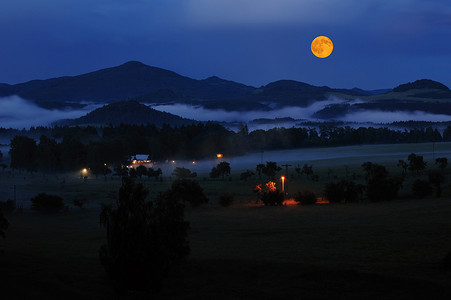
[281,176,285,194]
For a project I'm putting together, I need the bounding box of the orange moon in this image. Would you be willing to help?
[311,36,333,58]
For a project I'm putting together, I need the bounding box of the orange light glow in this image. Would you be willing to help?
[82,168,88,173]
[192,161,196,164]
[216,153,223,158]
[265,181,276,192]
[282,198,297,206]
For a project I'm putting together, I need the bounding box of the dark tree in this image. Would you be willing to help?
[210,161,231,180]
[262,161,282,180]
[36,135,61,172]
[428,170,445,197]
[170,179,208,207]
[59,137,87,171]
[240,170,255,181]
[256,164,265,178]
[136,165,147,179]
[362,162,403,202]
[0,149,3,162]
[435,157,448,171]
[407,153,426,174]
[99,178,190,295]
[397,159,408,176]
[114,165,129,178]
[147,167,162,181]
[301,164,314,177]
[412,179,432,198]
[90,164,112,179]
[9,135,37,171]
[172,167,197,179]
[31,193,64,213]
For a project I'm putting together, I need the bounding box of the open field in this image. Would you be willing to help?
[1,142,451,299]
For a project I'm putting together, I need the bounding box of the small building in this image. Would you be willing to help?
[129,154,153,168]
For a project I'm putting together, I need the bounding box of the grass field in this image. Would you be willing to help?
[1,142,451,299]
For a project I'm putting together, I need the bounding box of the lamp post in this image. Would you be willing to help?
[281,176,285,194]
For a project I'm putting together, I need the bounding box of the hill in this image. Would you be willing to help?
[0,61,254,106]
[0,61,378,110]
[56,101,196,127]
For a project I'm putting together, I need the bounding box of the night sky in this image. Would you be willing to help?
[1,0,451,89]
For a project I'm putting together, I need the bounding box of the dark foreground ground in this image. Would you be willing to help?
[1,196,451,299]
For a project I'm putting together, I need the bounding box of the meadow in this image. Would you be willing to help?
[1,142,451,299]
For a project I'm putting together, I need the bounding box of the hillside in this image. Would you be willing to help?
[0,61,254,106]
[57,101,196,127]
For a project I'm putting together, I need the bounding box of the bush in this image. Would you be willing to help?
[31,193,64,213]
[261,190,284,206]
[99,178,190,295]
[219,193,234,207]
[294,190,317,205]
[170,179,208,207]
[412,179,432,198]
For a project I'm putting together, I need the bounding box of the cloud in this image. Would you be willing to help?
[343,109,451,123]
[0,96,98,129]
[151,97,451,128]
[151,98,354,122]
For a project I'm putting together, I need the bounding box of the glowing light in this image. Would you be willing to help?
[172,160,175,163]
[281,176,285,193]
[192,161,196,164]
[82,168,87,173]
[265,181,276,192]
[283,199,297,206]
[216,153,223,158]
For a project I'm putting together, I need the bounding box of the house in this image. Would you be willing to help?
[129,154,153,168]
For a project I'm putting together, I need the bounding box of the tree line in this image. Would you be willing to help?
[6,122,451,172]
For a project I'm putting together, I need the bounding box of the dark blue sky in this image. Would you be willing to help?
[1,0,451,89]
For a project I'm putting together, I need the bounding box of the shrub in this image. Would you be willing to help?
[170,179,208,207]
[294,190,317,205]
[261,190,284,206]
[412,179,432,198]
[31,193,64,213]
[219,193,234,207]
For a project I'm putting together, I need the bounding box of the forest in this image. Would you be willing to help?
[3,122,451,174]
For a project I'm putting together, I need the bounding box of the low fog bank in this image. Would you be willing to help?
[157,142,451,175]
[150,98,355,122]
[0,96,99,129]
[150,99,451,131]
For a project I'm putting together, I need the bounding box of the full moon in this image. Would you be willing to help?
[311,36,333,58]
